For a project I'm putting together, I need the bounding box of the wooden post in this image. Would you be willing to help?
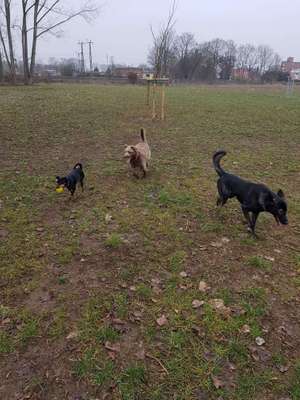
[161,84,165,121]
[146,80,150,105]
[152,82,156,119]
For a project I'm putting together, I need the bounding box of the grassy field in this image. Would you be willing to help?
[0,83,300,400]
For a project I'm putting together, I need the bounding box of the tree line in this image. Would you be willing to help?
[0,0,98,84]
[149,32,284,82]
[148,4,284,82]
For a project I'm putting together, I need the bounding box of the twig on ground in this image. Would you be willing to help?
[146,353,169,375]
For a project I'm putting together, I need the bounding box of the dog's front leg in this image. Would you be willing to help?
[241,206,251,228]
[250,212,259,236]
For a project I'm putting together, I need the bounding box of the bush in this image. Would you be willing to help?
[128,72,138,84]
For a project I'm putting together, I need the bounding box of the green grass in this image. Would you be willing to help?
[93,360,115,386]
[1,83,300,399]
[235,370,273,399]
[105,233,123,248]
[95,325,120,343]
[289,362,300,400]
[169,250,187,272]
[136,283,152,300]
[73,350,117,388]
[247,255,272,271]
[0,332,14,354]
[117,364,146,399]
[48,308,67,338]
[18,317,39,346]
[73,349,96,378]
[114,293,129,319]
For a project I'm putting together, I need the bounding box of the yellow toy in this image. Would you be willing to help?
[56,186,64,193]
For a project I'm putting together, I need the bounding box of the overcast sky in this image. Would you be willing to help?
[36,0,299,66]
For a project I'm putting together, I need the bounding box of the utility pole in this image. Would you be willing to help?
[77,52,81,73]
[88,40,93,72]
[78,41,85,73]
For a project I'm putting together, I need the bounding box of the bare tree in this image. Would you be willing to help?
[0,49,3,81]
[20,0,99,84]
[271,53,281,71]
[219,40,236,80]
[0,0,16,83]
[256,45,278,75]
[173,32,196,79]
[236,43,258,77]
[174,32,196,60]
[149,0,177,78]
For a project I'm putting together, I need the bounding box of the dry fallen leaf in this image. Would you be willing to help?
[227,362,236,371]
[120,283,128,288]
[255,337,266,346]
[107,351,116,360]
[104,341,121,352]
[66,331,79,340]
[212,375,224,389]
[198,281,210,293]
[210,241,223,248]
[180,271,188,278]
[209,299,231,316]
[112,318,126,325]
[151,278,161,286]
[278,364,290,373]
[135,342,146,360]
[249,344,271,362]
[240,324,251,334]
[105,213,112,223]
[156,315,168,327]
[231,305,246,316]
[192,300,205,309]
[221,237,230,244]
[264,255,275,262]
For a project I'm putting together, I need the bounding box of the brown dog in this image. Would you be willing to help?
[124,129,151,178]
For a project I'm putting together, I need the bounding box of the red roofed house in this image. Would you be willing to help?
[281,57,300,74]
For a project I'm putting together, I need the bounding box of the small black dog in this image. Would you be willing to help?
[56,163,85,196]
[213,150,288,235]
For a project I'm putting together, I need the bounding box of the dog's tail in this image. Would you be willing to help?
[74,163,83,170]
[213,150,226,177]
[140,128,147,143]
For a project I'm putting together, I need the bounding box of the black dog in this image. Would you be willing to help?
[213,150,288,235]
[56,163,85,196]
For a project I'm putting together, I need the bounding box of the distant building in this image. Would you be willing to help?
[281,57,300,73]
[112,67,144,78]
[291,69,300,81]
[232,68,258,81]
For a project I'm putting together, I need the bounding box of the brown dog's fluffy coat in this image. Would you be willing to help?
[124,129,151,178]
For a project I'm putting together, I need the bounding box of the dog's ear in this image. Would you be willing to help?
[277,189,285,199]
